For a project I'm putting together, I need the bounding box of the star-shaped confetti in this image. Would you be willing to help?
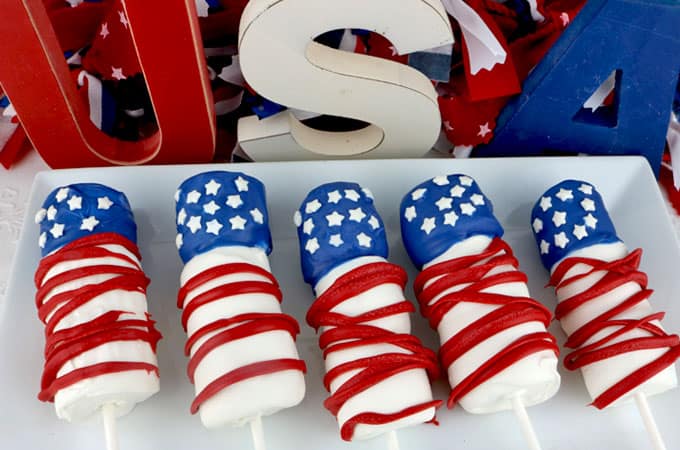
[177,208,187,225]
[412,188,427,201]
[55,188,69,203]
[460,203,476,216]
[356,232,372,247]
[443,211,458,227]
[552,211,567,227]
[584,213,598,229]
[581,198,596,212]
[305,238,320,254]
[348,207,366,222]
[539,196,552,212]
[421,217,436,234]
[328,190,342,204]
[344,189,360,201]
[303,218,315,235]
[35,209,46,224]
[250,208,264,224]
[404,206,417,222]
[111,67,126,81]
[532,218,543,233]
[50,223,65,238]
[432,176,449,186]
[329,234,343,247]
[186,190,201,204]
[306,199,322,214]
[450,185,466,198]
[187,216,202,233]
[326,211,344,226]
[554,232,569,248]
[234,176,249,192]
[573,224,588,240]
[555,188,574,201]
[368,216,379,230]
[229,215,247,230]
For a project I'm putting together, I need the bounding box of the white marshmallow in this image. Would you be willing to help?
[313,256,437,441]
[422,235,561,413]
[180,246,305,428]
[552,242,678,407]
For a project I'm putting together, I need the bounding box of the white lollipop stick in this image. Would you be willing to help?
[387,430,400,450]
[101,403,119,450]
[634,391,667,450]
[250,414,267,450]
[511,394,542,450]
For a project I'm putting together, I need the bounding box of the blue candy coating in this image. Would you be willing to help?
[400,174,504,269]
[530,179,620,270]
[37,183,137,257]
[175,171,272,263]
[296,182,388,286]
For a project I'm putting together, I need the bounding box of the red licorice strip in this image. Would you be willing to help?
[414,237,559,409]
[190,359,307,414]
[551,249,680,409]
[339,400,442,441]
[177,262,278,308]
[308,261,441,440]
[180,280,282,330]
[180,262,306,413]
[38,362,159,402]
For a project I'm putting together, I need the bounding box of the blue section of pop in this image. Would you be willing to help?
[400,174,503,269]
[296,181,388,286]
[531,179,620,270]
[175,171,272,263]
[38,183,137,256]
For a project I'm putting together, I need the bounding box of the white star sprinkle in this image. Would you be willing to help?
[305,199,322,214]
[186,190,201,204]
[443,211,458,227]
[230,215,247,230]
[293,211,302,227]
[459,176,473,186]
[38,232,47,249]
[579,184,593,195]
[205,179,221,195]
[450,185,466,198]
[404,206,417,222]
[174,189,181,202]
[80,216,99,232]
[177,208,187,225]
[460,203,476,216]
[421,217,436,234]
[573,224,588,240]
[47,205,57,221]
[432,175,449,186]
[206,219,223,235]
[203,201,220,215]
[226,194,243,209]
[328,190,342,204]
[303,218,314,235]
[540,240,550,254]
[552,211,567,227]
[470,194,485,206]
[411,188,427,201]
[584,213,598,229]
[581,198,596,211]
[250,208,264,224]
[98,196,113,210]
[345,189,360,201]
[362,188,374,200]
[532,218,543,233]
[357,232,372,247]
[187,216,202,233]
[554,232,570,249]
[539,196,552,212]
[555,188,574,201]
[435,197,453,211]
[50,223,64,238]
[329,234,344,247]
[34,209,46,224]
[368,216,380,230]
[326,211,344,227]
[175,233,183,249]
[349,207,366,222]
[55,188,69,202]
[305,238,320,254]
[67,196,82,211]
[234,176,249,192]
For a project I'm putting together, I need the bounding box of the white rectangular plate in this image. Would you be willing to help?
[2,156,680,450]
